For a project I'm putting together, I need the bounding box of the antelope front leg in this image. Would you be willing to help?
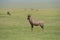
[31,24,33,32]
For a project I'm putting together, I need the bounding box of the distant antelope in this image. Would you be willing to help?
[7,11,11,16]
[27,14,44,31]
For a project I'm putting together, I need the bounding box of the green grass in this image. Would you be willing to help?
[0,9,60,40]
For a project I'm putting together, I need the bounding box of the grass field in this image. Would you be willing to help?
[0,9,60,40]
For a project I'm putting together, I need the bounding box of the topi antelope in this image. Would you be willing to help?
[27,14,44,31]
[7,11,11,16]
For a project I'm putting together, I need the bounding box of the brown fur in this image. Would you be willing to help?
[27,15,44,31]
